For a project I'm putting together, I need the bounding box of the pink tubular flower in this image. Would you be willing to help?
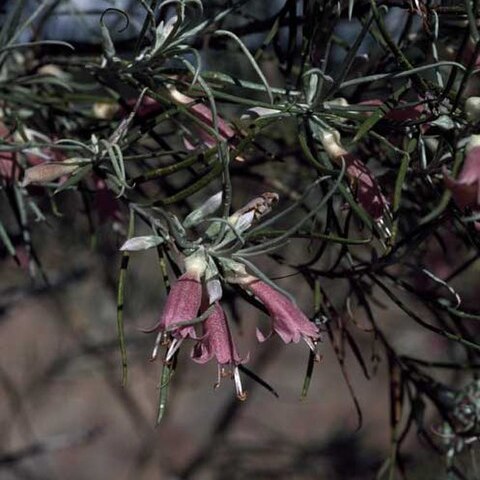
[168,87,244,160]
[458,38,480,70]
[120,90,242,159]
[0,150,16,180]
[0,122,48,182]
[320,131,390,222]
[355,99,429,145]
[0,122,15,180]
[192,302,247,400]
[119,96,163,119]
[237,275,320,353]
[129,96,162,118]
[444,135,480,229]
[358,99,424,123]
[147,255,206,361]
[169,87,235,140]
[93,178,122,224]
[343,152,390,221]
[122,91,235,143]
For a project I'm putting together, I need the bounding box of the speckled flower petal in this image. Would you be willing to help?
[240,277,320,350]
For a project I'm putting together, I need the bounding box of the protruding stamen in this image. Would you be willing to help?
[303,336,316,352]
[233,367,247,401]
[303,336,321,362]
[151,331,163,360]
[376,217,392,239]
[165,337,183,362]
[214,364,222,389]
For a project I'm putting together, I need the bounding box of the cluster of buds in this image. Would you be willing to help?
[121,192,322,400]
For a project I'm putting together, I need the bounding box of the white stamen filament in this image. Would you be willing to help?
[151,331,163,360]
[376,217,392,239]
[233,366,247,401]
[303,336,321,362]
[303,336,316,352]
[165,337,183,362]
[214,364,222,389]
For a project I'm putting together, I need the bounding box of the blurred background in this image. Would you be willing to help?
[1,224,456,480]
[1,1,479,479]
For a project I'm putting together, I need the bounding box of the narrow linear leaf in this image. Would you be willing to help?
[327,321,363,431]
[116,210,135,386]
[0,219,16,257]
[214,29,273,104]
[300,351,316,400]
[238,365,279,398]
[156,354,176,425]
[301,279,322,399]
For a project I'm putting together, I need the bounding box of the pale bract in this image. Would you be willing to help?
[119,235,164,252]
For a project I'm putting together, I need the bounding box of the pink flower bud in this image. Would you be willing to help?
[124,96,162,118]
[465,97,480,124]
[0,122,62,182]
[0,122,16,181]
[0,151,17,181]
[169,88,235,140]
[343,152,390,221]
[22,161,79,186]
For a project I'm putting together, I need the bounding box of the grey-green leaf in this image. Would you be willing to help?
[119,235,164,252]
